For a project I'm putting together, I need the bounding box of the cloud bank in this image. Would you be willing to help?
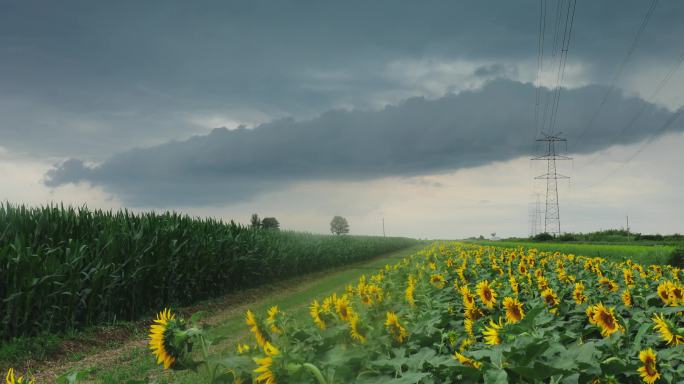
[45,80,682,206]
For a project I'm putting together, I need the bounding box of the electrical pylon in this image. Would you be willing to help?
[532,132,571,236]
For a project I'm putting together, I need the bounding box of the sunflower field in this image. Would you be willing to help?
[143,242,684,383]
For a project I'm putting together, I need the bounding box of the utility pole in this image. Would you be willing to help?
[528,193,543,238]
[532,132,571,236]
[382,217,386,237]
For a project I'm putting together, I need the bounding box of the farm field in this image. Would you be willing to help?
[21,244,426,383]
[468,240,677,266]
[126,242,683,383]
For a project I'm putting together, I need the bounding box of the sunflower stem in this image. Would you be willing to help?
[303,363,328,384]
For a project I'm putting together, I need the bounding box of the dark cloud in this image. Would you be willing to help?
[2,1,684,157]
[44,80,683,206]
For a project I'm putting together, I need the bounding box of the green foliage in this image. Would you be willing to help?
[330,216,349,235]
[533,232,554,242]
[0,203,415,340]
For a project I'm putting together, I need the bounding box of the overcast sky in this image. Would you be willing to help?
[1,0,683,238]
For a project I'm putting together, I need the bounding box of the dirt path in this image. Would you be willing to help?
[29,244,423,383]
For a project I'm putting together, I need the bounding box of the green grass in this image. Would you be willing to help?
[468,240,676,265]
[47,244,425,383]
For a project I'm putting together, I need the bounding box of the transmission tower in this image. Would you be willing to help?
[532,133,571,236]
[528,193,543,237]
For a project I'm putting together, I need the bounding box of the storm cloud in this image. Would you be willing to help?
[44,80,682,206]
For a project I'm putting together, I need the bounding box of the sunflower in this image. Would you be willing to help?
[309,300,326,330]
[637,348,660,384]
[430,274,446,289]
[266,306,282,334]
[670,283,684,305]
[518,262,527,275]
[652,313,684,345]
[464,318,474,338]
[236,343,251,354]
[573,282,587,304]
[503,297,525,324]
[591,303,621,337]
[5,369,34,384]
[254,341,280,384]
[460,285,476,308]
[541,288,559,310]
[453,352,482,369]
[246,310,270,348]
[598,277,619,293]
[149,308,181,369]
[348,314,366,343]
[586,305,598,325]
[536,276,550,292]
[623,268,635,288]
[476,280,497,309]
[509,276,519,295]
[482,318,503,345]
[657,281,673,305]
[335,295,354,322]
[385,311,408,343]
[621,289,632,308]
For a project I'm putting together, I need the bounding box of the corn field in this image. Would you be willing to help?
[0,204,415,339]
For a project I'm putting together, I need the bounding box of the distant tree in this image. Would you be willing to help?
[261,217,280,230]
[250,213,261,229]
[330,216,349,235]
[478,235,485,240]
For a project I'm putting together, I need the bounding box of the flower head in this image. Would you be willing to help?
[652,313,684,345]
[254,341,280,384]
[246,310,270,348]
[503,297,525,324]
[476,280,497,309]
[5,369,34,384]
[637,348,660,384]
[454,352,482,369]
[482,318,503,345]
[591,303,621,337]
[385,311,408,343]
[335,295,354,322]
[149,308,184,369]
[430,274,446,289]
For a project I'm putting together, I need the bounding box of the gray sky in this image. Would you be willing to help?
[1,0,683,237]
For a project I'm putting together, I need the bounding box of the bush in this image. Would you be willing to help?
[533,232,554,242]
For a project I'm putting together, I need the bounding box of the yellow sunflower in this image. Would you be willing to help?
[637,348,660,384]
[591,303,621,337]
[483,318,503,345]
[5,369,34,384]
[453,352,482,369]
[503,297,525,324]
[385,311,409,343]
[335,295,354,322]
[652,313,684,345]
[266,306,282,334]
[348,314,366,343]
[460,285,476,308]
[657,281,673,305]
[598,277,619,293]
[623,268,635,288]
[405,275,416,306]
[573,282,587,304]
[621,289,632,308]
[254,341,280,384]
[149,308,179,369]
[476,280,497,309]
[541,288,559,310]
[246,310,270,348]
[309,300,326,330]
[430,274,446,289]
[509,276,519,295]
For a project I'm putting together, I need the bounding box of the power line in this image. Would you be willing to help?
[587,106,684,188]
[575,0,659,141]
[547,0,577,135]
[534,0,548,138]
[577,49,684,169]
